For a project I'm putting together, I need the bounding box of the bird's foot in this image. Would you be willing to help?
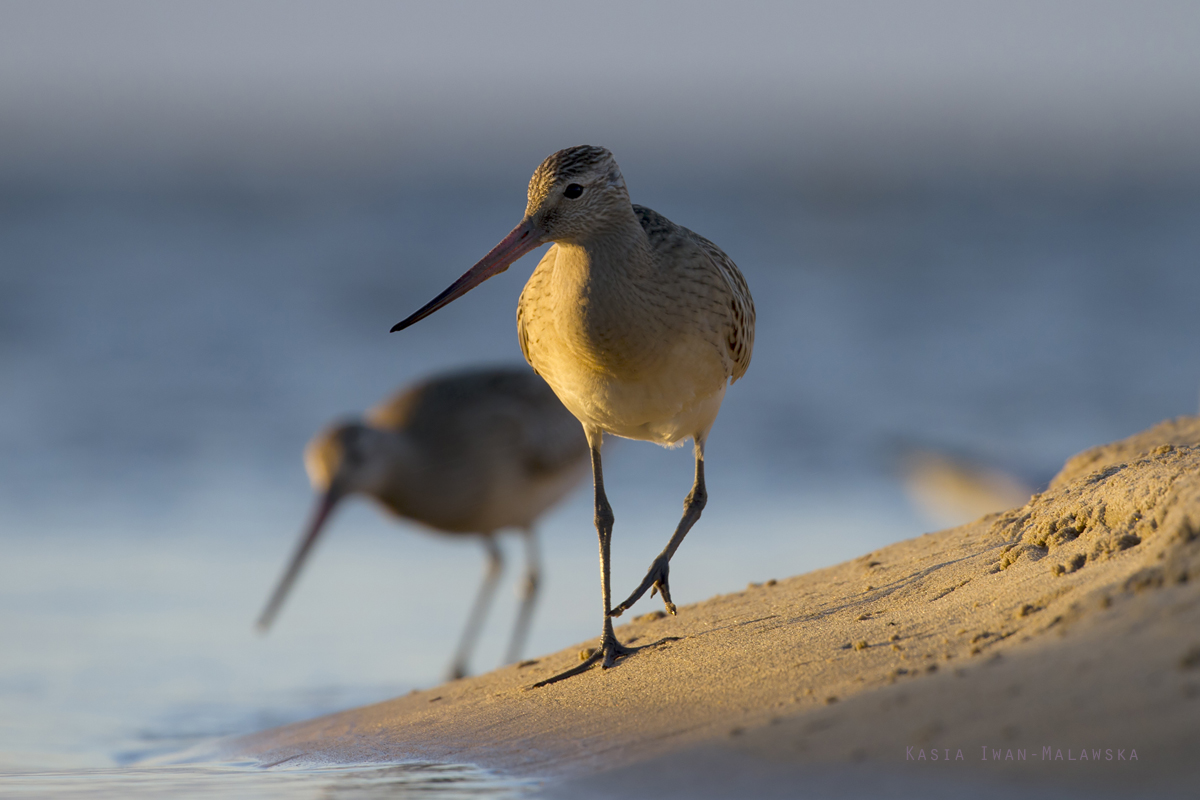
[528,626,633,688]
[611,555,675,617]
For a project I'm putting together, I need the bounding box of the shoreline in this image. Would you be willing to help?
[227,416,1200,797]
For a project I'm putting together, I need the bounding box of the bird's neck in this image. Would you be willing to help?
[359,434,422,517]
[554,210,655,284]
[543,214,665,377]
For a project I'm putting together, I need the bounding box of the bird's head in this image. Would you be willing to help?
[303,421,391,500]
[391,145,629,332]
[524,145,630,243]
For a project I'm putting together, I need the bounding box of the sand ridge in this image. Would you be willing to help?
[229,417,1200,796]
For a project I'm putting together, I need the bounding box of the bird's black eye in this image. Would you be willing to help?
[563,183,584,199]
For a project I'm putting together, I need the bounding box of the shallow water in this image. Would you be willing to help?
[1,179,1198,793]
[2,761,526,799]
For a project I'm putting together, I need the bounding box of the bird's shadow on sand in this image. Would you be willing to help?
[524,635,685,689]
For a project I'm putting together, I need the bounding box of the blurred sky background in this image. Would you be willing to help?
[1,0,1199,783]
[3,0,1200,188]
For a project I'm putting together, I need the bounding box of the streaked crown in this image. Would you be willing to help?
[524,146,632,241]
[528,146,623,201]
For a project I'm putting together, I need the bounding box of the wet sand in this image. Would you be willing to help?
[230,417,1200,798]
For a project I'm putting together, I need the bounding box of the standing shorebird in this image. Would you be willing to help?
[256,366,589,680]
[392,146,754,684]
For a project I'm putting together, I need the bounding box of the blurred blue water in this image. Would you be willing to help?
[1,176,1198,788]
[1,761,524,799]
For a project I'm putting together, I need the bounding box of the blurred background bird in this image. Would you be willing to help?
[896,446,1039,528]
[256,366,589,680]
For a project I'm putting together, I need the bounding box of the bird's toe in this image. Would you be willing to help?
[615,555,673,615]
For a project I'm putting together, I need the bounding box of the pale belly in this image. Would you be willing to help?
[531,336,729,446]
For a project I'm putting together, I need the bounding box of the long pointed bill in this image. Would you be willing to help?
[255,488,342,633]
[391,218,543,332]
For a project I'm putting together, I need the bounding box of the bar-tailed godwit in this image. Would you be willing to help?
[393,146,755,684]
[256,366,588,680]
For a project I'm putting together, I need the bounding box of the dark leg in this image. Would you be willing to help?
[447,536,503,681]
[504,526,540,665]
[613,436,708,617]
[530,430,633,688]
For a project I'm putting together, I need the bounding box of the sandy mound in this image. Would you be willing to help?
[230,417,1200,797]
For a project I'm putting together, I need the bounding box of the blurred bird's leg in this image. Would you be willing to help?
[504,526,541,665]
[531,430,633,688]
[448,536,503,681]
[613,435,708,617]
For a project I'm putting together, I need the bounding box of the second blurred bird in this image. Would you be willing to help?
[256,366,589,679]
